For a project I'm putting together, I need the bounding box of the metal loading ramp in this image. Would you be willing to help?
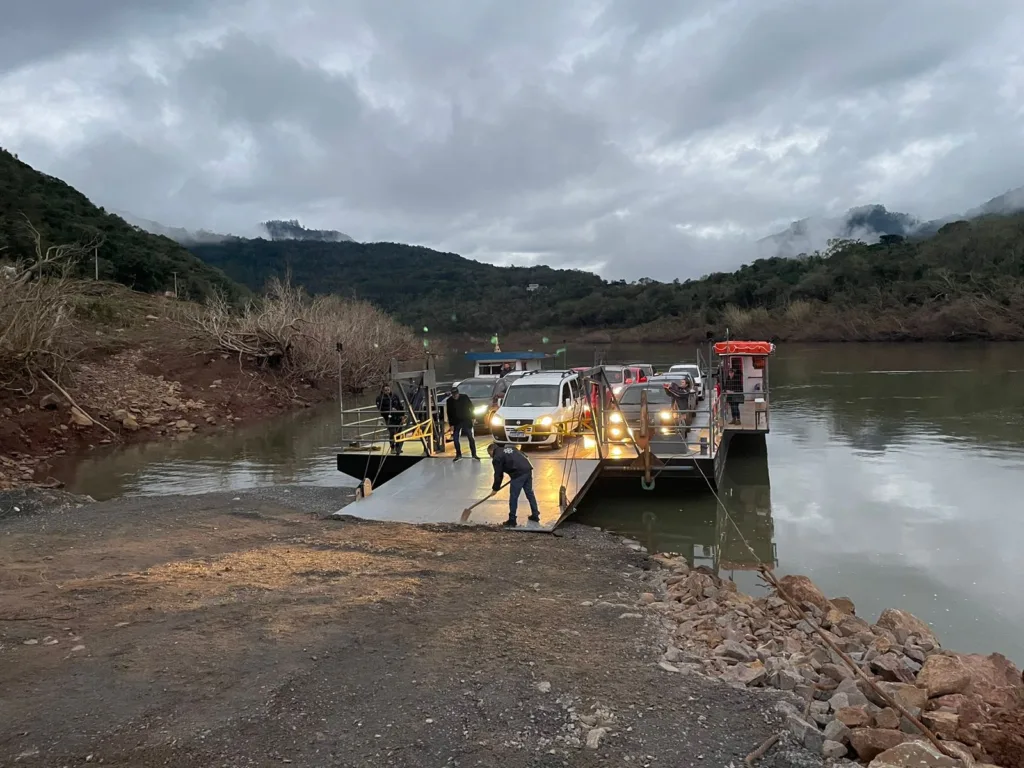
[333,456,601,531]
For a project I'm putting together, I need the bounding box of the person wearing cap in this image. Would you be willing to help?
[488,443,541,526]
[445,385,479,461]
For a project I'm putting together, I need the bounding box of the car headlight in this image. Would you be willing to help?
[609,413,623,424]
[609,427,622,437]
[474,404,487,415]
[538,416,553,427]
[490,415,503,427]
[659,410,672,422]
[612,385,622,395]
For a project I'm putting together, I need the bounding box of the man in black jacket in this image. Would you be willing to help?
[376,384,404,455]
[488,443,541,526]
[445,386,479,461]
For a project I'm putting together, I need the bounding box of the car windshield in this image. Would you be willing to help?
[502,384,560,408]
[604,369,624,383]
[670,365,699,375]
[618,385,673,405]
[455,382,494,400]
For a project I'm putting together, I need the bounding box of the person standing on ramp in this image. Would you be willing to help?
[488,443,541,526]
[445,386,479,461]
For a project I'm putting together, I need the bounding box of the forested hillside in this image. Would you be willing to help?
[0,149,243,302]
[191,213,1024,340]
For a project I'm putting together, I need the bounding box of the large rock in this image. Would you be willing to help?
[715,640,758,663]
[917,654,972,698]
[823,719,851,744]
[873,707,901,730]
[866,740,960,768]
[849,729,909,762]
[822,740,848,759]
[929,694,969,713]
[787,713,824,753]
[777,575,829,612]
[830,596,856,615]
[870,653,916,683]
[875,608,937,646]
[721,660,766,687]
[956,652,1024,709]
[873,682,929,712]
[70,406,93,427]
[39,393,61,410]
[835,705,872,729]
[921,711,959,740]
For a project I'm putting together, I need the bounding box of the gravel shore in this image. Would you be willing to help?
[0,486,824,767]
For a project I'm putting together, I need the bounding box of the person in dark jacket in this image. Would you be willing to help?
[445,386,479,461]
[376,384,405,455]
[488,442,540,526]
[724,364,744,424]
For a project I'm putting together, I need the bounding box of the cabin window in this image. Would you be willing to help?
[568,378,580,400]
[752,356,766,370]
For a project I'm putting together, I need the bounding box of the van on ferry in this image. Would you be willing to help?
[489,370,585,449]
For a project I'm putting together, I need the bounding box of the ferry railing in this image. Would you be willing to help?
[718,386,771,431]
[339,404,391,448]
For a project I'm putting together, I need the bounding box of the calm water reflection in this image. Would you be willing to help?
[53,343,1024,663]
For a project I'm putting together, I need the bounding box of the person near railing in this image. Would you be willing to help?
[375,384,405,455]
[724,365,744,425]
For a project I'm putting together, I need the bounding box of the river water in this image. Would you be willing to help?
[52,343,1024,663]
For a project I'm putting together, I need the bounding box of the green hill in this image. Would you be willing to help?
[0,148,244,302]
[190,213,1024,340]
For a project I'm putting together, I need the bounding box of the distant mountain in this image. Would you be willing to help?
[115,211,231,244]
[118,213,354,245]
[260,219,353,242]
[965,185,1024,218]
[0,148,243,301]
[758,205,921,257]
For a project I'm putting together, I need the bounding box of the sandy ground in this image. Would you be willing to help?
[0,487,816,768]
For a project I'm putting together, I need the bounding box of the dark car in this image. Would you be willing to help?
[605,382,690,442]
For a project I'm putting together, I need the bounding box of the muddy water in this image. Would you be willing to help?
[53,343,1024,663]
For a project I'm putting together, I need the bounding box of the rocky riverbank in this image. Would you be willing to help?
[0,341,336,491]
[637,548,1023,767]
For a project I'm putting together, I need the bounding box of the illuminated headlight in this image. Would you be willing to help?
[538,416,553,427]
[659,410,672,422]
[490,415,504,427]
[609,413,623,424]
[612,385,622,395]
[610,427,622,437]
[660,427,672,435]
[473,404,487,415]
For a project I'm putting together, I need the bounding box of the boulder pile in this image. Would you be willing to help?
[642,554,1024,767]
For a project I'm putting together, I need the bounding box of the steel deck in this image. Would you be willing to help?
[333,453,601,531]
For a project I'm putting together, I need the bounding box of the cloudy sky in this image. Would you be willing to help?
[2,0,1023,280]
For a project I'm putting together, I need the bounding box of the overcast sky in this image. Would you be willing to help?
[2,1,1023,280]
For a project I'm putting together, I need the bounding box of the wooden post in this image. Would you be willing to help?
[94,245,99,280]
[336,342,344,428]
[173,272,178,298]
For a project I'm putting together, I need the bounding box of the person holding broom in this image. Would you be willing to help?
[487,443,541,526]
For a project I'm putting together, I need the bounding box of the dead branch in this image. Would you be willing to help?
[39,371,117,438]
[745,732,781,767]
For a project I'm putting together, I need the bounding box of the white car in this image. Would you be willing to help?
[489,370,585,449]
[667,364,705,400]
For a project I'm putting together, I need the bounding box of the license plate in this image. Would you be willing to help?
[507,429,526,439]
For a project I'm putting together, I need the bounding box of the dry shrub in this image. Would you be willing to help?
[721,305,770,335]
[189,276,419,390]
[0,227,88,391]
[782,300,814,324]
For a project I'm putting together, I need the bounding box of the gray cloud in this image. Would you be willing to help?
[1,0,1023,281]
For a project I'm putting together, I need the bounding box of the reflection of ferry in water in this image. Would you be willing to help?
[575,450,777,576]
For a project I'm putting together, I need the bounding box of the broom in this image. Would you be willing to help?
[460,481,510,522]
